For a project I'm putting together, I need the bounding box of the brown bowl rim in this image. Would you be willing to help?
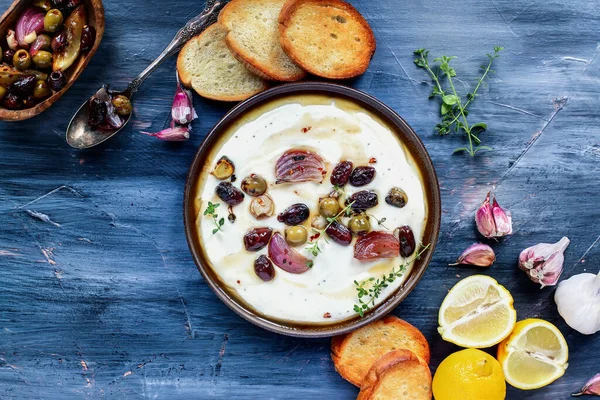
[0,0,105,121]
[184,82,441,338]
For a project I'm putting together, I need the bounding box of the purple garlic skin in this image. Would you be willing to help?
[518,236,570,288]
[573,373,600,397]
[451,243,496,267]
[475,191,512,239]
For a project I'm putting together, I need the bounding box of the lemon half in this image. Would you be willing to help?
[438,275,517,348]
[497,318,569,390]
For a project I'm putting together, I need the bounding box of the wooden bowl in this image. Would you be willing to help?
[184,82,442,338]
[0,0,104,121]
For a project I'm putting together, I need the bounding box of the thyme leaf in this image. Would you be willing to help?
[204,201,225,234]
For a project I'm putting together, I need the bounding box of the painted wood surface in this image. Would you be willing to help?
[1,0,599,398]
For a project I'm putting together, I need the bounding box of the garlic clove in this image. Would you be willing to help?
[518,237,569,288]
[451,243,496,267]
[475,191,512,239]
[555,271,600,335]
[573,373,600,396]
[141,126,190,141]
[172,74,198,125]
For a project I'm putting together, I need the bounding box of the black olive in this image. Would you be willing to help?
[215,182,245,206]
[80,25,96,53]
[277,203,310,226]
[385,188,408,208]
[3,93,22,110]
[396,225,416,257]
[243,227,273,252]
[8,76,36,97]
[330,161,353,186]
[22,95,36,109]
[349,166,376,187]
[88,97,107,127]
[346,190,378,210]
[254,255,275,282]
[48,70,67,92]
[3,49,15,66]
[51,30,67,53]
[325,222,352,246]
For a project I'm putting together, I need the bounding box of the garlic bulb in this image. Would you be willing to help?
[554,271,600,335]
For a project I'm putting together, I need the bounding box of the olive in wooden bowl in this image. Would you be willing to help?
[0,0,104,121]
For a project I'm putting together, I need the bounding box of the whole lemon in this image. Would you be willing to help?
[433,349,506,400]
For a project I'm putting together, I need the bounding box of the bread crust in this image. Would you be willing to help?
[357,350,432,400]
[331,315,430,387]
[219,0,306,82]
[176,24,268,102]
[278,0,376,79]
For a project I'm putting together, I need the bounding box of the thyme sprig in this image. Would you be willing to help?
[414,46,503,156]
[306,201,355,257]
[353,244,431,317]
[204,201,225,234]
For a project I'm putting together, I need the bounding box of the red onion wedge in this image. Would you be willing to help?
[354,231,400,261]
[268,232,311,274]
[275,149,326,184]
[16,8,45,47]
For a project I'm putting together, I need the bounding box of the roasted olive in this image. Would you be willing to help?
[0,86,7,102]
[250,194,274,219]
[254,255,275,282]
[319,197,340,218]
[111,95,132,116]
[32,51,53,69]
[3,49,15,66]
[346,190,378,210]
[51,0,81,12]
[243,227,273,252]
[348,214,371,235]
[215,182,245,206]
[48,70,66,91]
[285,226,308,246]
[277,203,310,226]
[241,174,267,197]
[396,225,416,257]
[8,76,36,97]
[44,9,64,32]
[330,161,353,186]
[386,187,408,208]
[88,97,106,127]
[326,222,352,246]
[13,50,31,70]
[51,30,67,53]
[3,93,21,109]
[0,46,2,63]
[211,156,235,180]
[80,25,96,53]
[23,96,35,108]
[33,0,52,11]
[33,80,51,100]
[349,166,376,187]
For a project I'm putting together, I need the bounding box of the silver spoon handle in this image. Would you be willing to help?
[125,0,226,96]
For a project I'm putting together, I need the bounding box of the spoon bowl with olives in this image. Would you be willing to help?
[65,0,228,149]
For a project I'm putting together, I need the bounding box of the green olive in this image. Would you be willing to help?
[32,50,53,69]
[348,214,371,235]
[44,9,64,33]
[285,225,308,246]
[0,86,7,101]
[385,187,408,208]
[241,174,268,197]
[33,80,51,100]
[111,95,132,116]
[13,49,31,70]
[33,0,52,11]
[319,197,340,218]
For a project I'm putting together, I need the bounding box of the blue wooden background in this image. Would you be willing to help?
[1,0,599,398]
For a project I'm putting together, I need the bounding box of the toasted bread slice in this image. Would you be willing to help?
[331,316,430,387]
[177,24,268,102]
[278,0,376,79]
[218,0,305,82]
[357,350,432,400]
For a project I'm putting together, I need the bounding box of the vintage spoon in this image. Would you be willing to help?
[66,0,227,149]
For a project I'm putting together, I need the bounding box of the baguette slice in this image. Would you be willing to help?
[357,350,432,400]
[331,315,430,387]
[279,0,376,79]
[218,0,305,82]
[177,24,268,102]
